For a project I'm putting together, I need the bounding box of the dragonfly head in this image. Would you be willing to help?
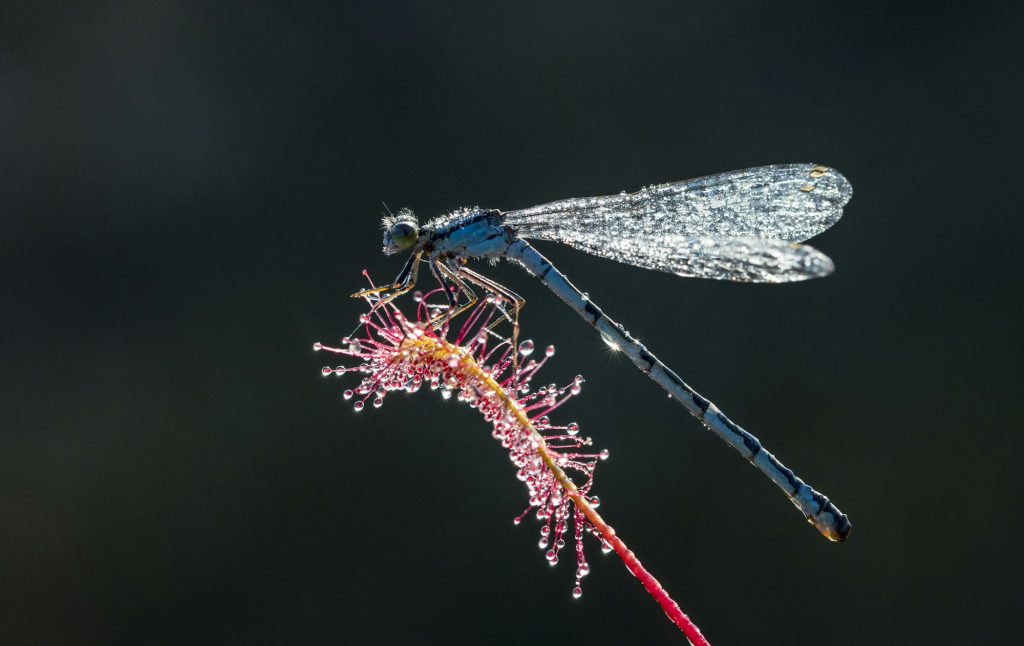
[381,208,419,255]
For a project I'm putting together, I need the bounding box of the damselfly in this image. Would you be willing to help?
[357,163,852,541]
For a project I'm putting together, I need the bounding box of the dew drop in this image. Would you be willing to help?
[321,366,332,376]
[578,563,590,577]
[545,345,556,357]
[566,422,580,436]
[353,400,365,412]
[343,390,354,400]
[572,586,583,599]
[312,342,323,351]
[538,538,549,549]
[519,340,535,356]
[600,332,621,351]
[599,449,610,460]
[373,398,384,409]
[589,496,600,508]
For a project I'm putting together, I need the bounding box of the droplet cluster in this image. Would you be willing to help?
[316,283,609,598]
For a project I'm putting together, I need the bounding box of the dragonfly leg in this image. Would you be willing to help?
[452,265,526,372]
[428,260,478,330]
[350,252,421,308]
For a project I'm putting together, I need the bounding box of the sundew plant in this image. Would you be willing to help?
[315,274,710,645]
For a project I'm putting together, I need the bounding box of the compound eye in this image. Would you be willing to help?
[390,221,418,249]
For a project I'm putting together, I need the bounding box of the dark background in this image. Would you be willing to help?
[2,1,1022,644]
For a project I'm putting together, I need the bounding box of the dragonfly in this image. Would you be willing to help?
[357,162,853,541]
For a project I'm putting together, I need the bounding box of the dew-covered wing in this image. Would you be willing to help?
[504,163,851,244]
[555,233,835,283]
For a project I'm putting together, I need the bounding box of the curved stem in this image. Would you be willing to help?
[462,343,711,646]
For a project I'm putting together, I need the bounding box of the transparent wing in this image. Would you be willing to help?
[551,233,834,283]
[504,163,851,244]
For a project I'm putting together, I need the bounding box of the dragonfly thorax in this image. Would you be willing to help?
[420,208,512,261]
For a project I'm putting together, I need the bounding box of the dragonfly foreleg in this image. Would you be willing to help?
[350,252,421,309]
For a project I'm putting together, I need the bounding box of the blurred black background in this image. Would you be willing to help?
[2,2,1022,644]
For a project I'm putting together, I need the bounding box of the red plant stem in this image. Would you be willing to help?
[456,346,711,645]
[541,448,711,646]
[603,526,709,644]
